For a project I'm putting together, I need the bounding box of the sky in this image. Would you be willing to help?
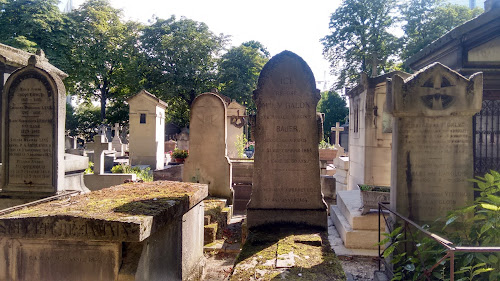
[61,0,341,91]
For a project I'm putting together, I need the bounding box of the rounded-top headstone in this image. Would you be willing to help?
[1,56,66,194]
[247,50,327,229]
[182,92,232,200]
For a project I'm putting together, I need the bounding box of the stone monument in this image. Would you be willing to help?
[1,54,66,195]
[246,51,327,229]
[388,63,483,224]
[111,123,125,157]
[226,100,247,159]
[182,93,232,201]
[127,90,167,170]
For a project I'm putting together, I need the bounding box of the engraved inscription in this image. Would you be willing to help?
[7,77,54,187]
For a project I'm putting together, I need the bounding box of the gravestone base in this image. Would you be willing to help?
[246,208,327,230]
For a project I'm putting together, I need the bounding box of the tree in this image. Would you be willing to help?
[0,0,72,70]
[218,41,269,112]
[66,0,143,122]
[317,91,349,141]
[67,102,101,141]
[139,16,226,127]
[321,0,400,90]
[401,0,483,60]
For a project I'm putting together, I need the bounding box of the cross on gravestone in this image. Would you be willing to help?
[331,122,344,146]
[112,123,121,141]
[90,134,112,175]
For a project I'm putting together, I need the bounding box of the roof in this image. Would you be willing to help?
[127,89,168,108]
[346,71,411,98]
[0,43,67,79]
[405,4,500,69]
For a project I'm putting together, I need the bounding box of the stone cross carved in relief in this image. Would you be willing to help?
[388,62,483,224]
[388,62,483,117]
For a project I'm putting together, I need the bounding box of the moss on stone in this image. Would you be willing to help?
[0,181,204,223]
[231,227,345,281]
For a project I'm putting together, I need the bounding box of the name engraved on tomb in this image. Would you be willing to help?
[0,219,137,241]
[399,117,472,217]
[7,75,54,187]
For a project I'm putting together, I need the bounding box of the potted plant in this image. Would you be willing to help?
[358,184,390,215]
[170,148,188,163]
[318,140,337,162]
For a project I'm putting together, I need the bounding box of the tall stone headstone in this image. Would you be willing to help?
[1,55,66,195]
[127,90,166,170]
[246,51,327,229]
[182,93,232,201]
[388,63,483,224]
[226,100,247,159]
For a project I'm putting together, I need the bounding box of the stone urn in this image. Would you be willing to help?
[358,185,390,215]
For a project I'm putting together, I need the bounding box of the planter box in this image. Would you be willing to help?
[319,148,337,162]
[358,185,390,215]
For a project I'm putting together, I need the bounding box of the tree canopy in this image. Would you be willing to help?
[321,0,400,90]
[218,41,270,112]
[401,0,483,60]
[139,16,227,126]
[317,91,349,141]
[322,0,484,90]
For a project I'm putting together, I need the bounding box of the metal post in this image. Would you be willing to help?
[450,251,455,281]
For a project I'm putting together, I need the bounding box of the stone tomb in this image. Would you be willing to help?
[182,93,233,201]
[1,55,65,195]
[388,63,483,224]
[127,90,167,170]
[0,181,207,281]
[246,51,327,229]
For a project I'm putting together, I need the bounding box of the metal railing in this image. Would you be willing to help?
[378,202,500,281]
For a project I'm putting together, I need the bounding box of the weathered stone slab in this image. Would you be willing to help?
[0,239,120,281]
[0,181,208,242]
[247,51,327,228]
[183,93,233,201]
[388,63,482,223]
[0,181,208,281]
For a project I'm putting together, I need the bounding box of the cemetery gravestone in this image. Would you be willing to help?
[246,51,327,229]
[111,123,125,156]
[1,55,65,195]
[226,100,247,159]
[182,93,232,201]
[388,63,483,224]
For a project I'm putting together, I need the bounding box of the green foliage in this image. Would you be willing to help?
[67,103,101,141]
[0,0,72,70]
[85,161,94,174]
[235,134,248,158]
[65,0,143,122]
[321,0,400,90]
[401,0,483,61]
[218,41,269,112]
[318,140,334,149]
[111,164,153,182]
[317,91,348,140]
[170,148,188,159]
[139,16,227,127]
[381,170,500,281]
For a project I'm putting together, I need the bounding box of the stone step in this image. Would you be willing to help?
[337,190,385,231]
[330,205,383,250]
